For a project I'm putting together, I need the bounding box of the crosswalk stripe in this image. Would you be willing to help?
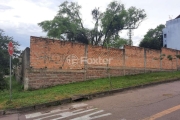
[25,112,41,119]
[50,108,97,120]
[25,109,68,119]
[33,109,85,120]
[25,103,112,120]
[25,103,88,119]
[71,103,88,109]
[70,110,112,120]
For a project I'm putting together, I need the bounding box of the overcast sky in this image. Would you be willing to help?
[0,0,180,50]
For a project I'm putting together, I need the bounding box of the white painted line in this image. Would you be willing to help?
[51,108,97,120]
[33,109,95,120]
[91,113,112,119]
[25,112,41,119]
[33,109,84,120]
[25,109,68,119]
[26,103,88,119]
[70,110,112,120]
[71,103,88,109]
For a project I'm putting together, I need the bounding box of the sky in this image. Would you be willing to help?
[0,0,180,50]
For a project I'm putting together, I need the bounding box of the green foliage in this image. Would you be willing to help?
[0,72,7,91]
[160,54,166,60]
[38,1,146,46]
[167,55,173,61]
[153,57,158,60]
[38,1,89,44]
[107,35,128,48]
[176,55,180,59]
[101,2,146,45]
[161,54,166,56]
[154,54,166,60]
[139,24,165,50]
[12,58,19,66]
[0,29,20,75]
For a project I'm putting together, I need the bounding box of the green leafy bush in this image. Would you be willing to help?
[0,72,7,91]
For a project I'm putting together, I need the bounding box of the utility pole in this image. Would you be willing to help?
[127,28,133,46]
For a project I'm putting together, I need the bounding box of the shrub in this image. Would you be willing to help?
[0,72,7,91]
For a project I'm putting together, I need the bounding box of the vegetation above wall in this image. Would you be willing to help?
[139,24,165,50]
[38,1,146,47]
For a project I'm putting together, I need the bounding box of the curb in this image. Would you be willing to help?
[1,78,180,116]
[1,98,71,116]
[0,110,5,116]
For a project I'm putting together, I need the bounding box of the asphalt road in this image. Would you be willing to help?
[1,80,180,120]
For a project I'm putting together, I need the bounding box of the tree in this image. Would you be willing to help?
[108,35,128,49]
[101,2,146,45]
[139,24,165,50]
[38,1,146,46]
[0,29,20,75]
[38,1,89,44]
[0,29,20,91]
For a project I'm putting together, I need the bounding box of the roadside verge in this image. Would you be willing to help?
[1,77,180,116]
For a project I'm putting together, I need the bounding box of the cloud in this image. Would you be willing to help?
[1,0,180,51]
[13,15,20,18]
[0,4,13,11]
[0,4,13,12]
[0,0,57,50]
[29,0,65,10]
[1,21,46,50]
[0,0,58,25]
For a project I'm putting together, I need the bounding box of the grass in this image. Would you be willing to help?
[0,71,180,110]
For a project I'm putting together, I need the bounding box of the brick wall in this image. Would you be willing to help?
[145,48,160,69]
[178,51,180,69]
[161,48,177,70]
[23,36,180,90]
[125,46,145,68]
[28,69,85,89]
[30,37,85,70]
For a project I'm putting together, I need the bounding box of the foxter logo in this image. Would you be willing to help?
[66,54,113,66]
[66,54,79,66]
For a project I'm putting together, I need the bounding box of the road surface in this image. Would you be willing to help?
[1,80,180,120]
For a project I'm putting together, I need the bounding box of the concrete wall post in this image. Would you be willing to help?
[176,50,178,70]
[123,49,126,76]
[160,50,162,71]
[84,45,88,81]
[144,48,146,73]
[23,48,30,90]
